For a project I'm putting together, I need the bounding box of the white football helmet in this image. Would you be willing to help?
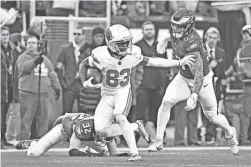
[241,25,251,35]
[105,24,133,56]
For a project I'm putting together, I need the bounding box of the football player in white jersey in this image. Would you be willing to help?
[79,24,195,161]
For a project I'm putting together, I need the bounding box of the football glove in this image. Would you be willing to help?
[185,93,198,111]
[157,36,170,54]
[83,77,101,89]
[179,55,195,67]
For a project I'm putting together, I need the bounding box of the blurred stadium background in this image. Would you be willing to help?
[2,0,250,64]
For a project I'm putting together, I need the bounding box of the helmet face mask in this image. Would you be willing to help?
[94,134,113,147]
[171,23,186,39]
[105,24,133,56]
[116,40,132,53]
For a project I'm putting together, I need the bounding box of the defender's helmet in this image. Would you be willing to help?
[170,8,195,39]
[94,134,113,147]
[105,24,133,56]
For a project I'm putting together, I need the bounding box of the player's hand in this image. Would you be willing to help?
[185,93,198,111]
[157,36,171,54]
[179,55,195,67]
[83,77,101,89]
[210,60,218,69]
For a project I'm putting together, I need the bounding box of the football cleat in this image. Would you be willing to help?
[225,127,239,155]
[135,120,151,143]
[16,140,38,150]
[127,153,143,161]
[148,138,163,152]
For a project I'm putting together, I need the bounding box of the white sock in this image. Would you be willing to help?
[118,116,138,154]
[211,114,233,135]
[156,104,171,141]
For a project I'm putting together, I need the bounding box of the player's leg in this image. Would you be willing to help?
[69,125,82,151]
[94,96,116,136]
[99,121,150,143]
[106,139,129,156]
[82,139,129,157]
[94,92,148,160]
[148,74,191,152]
[94,94,142,137]
[113,87,143,161]
[106,139,119,156]
[27,123,68,156]
[199,72,239,154]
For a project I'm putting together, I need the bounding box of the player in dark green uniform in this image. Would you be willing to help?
[16,113,149,157]
[148,8,239,155]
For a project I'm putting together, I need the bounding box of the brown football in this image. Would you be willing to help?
[86,68,103,84]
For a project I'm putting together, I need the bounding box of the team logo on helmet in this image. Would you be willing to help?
[105,28,113,41]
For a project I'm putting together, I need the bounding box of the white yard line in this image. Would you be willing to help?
[1,146,251,153]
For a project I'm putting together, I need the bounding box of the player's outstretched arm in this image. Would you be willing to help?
[144,55,195,68]
[185,51,204,111]
[189,51,204,94]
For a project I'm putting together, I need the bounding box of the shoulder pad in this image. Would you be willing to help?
[187,42,201,52]
[184,32,203,53]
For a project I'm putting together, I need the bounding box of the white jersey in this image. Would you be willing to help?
[89,45,143,94]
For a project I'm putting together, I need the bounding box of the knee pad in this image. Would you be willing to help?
[115,114,127,124]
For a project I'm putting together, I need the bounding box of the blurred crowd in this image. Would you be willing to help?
[1,0,251,149]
